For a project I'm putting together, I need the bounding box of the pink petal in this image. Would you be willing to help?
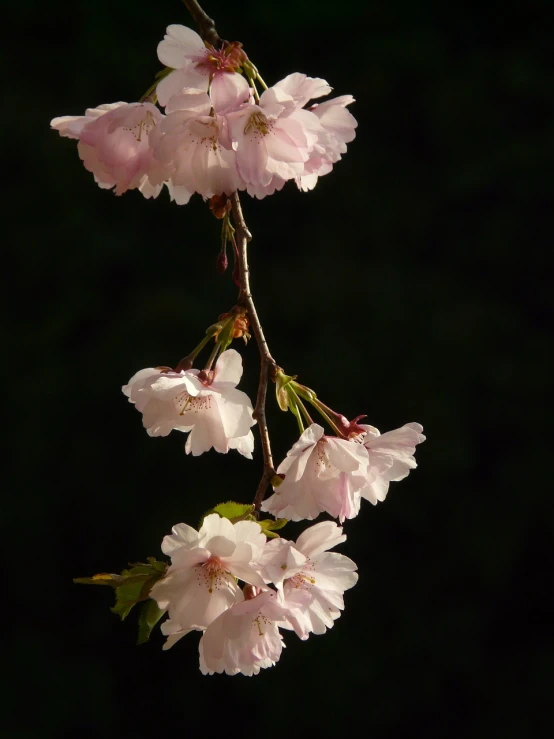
[157,24,206,67]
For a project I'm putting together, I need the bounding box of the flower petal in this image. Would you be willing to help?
[213,348,243,386]
[294,521,346,558]
[157,24,206,67]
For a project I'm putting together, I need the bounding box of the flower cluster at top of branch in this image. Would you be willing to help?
[50,24,357,203]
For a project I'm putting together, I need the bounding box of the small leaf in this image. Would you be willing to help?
[73,573,123,588]
[258,518,288,538]
[210,501,255,523]
[76,558,168,622]
[137,599,166,645]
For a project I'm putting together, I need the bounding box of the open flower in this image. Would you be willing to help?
[358,422,426,504]
[51,102,164,197]
[156,24,249,111]
[259,521,358,639]
[150,90,244,200]
[199,589,288,676]
[151,514,267,645]
[226,90,325,188]
[297,94,358,191]
[261,424,369,522]
[122,349,255,457]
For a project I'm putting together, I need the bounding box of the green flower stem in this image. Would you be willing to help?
[294,385,346,437]
[204,340,221,371]
[288,392,306,435]
[296,396,314,427]
[256,71,269,90]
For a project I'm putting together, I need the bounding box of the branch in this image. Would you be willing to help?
[182,0,278,511]
[180,0,221,46]
[231,193,277,510]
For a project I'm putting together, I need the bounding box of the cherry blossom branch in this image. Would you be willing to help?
[181,0,278,510]
[231,192,278,510]
[180,0,221,46]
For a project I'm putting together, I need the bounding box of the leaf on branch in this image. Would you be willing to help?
[74,557,168,622]
[258,518,288,538]
[137,599,166,645]
[208,501,255,524]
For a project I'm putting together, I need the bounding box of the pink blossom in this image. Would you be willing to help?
[51,102,165,196]
[259,521,358,639]
[122,349,255,457]
[150,91,244,199]
[297,95,358,191]
[199,589,288,675]
[264,72,332,108]
[225,81,327,188]
[156,25,249,111]
[358,422,425,504]
[151,514,267,645]
[261,424,369,522]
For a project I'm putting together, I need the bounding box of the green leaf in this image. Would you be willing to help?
[137,599,166,645]
[73,573,124,588]
[209,501,255,523]
[75,558,168,622]
[258,518,288,538]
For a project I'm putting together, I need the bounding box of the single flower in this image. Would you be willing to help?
[199,589,288,676]
[51,102,165,197]
[151,514,267,641]
[225,79,327,188]
[259,521,358,639]
[150,90,245,200]
[156,24,249,111]
[358,422,425,504]
[297,94,358,191]
[261,423,369,522]
[122,349,256,457]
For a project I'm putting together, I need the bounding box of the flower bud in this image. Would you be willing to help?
[209,194,231,219]
[216,249,228,274]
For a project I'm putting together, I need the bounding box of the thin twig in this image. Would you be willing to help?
[180,0,221,46]
[231,193,277,510]
[182,0,278,511]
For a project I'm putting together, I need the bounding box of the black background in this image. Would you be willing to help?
[6,1,553,737]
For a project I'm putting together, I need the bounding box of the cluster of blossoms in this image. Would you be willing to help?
[124,349,425,524]
[60,10,425,678]
[152,514,357,675]
[51,24,357,203]
[123,346,423,675]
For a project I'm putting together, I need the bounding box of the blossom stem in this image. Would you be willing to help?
[286,390,305,435]
[294,386,347,438]
[256,72,269,90]
[204,341,221,371]
[296,396,314,427]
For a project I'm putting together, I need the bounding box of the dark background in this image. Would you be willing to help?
[6,0,553,737]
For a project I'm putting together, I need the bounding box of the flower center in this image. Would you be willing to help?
[122,111,156,142]
[197,556,227,594]
[253,613,271,636]
[175,391,213,415]
[196,43,244,74]
[286,558,316,590]
[187,118,220,152]
[314,440,338,480]
[244,112,272,137]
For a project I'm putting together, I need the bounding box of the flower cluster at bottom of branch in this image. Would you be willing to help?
[150,514,357,676]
